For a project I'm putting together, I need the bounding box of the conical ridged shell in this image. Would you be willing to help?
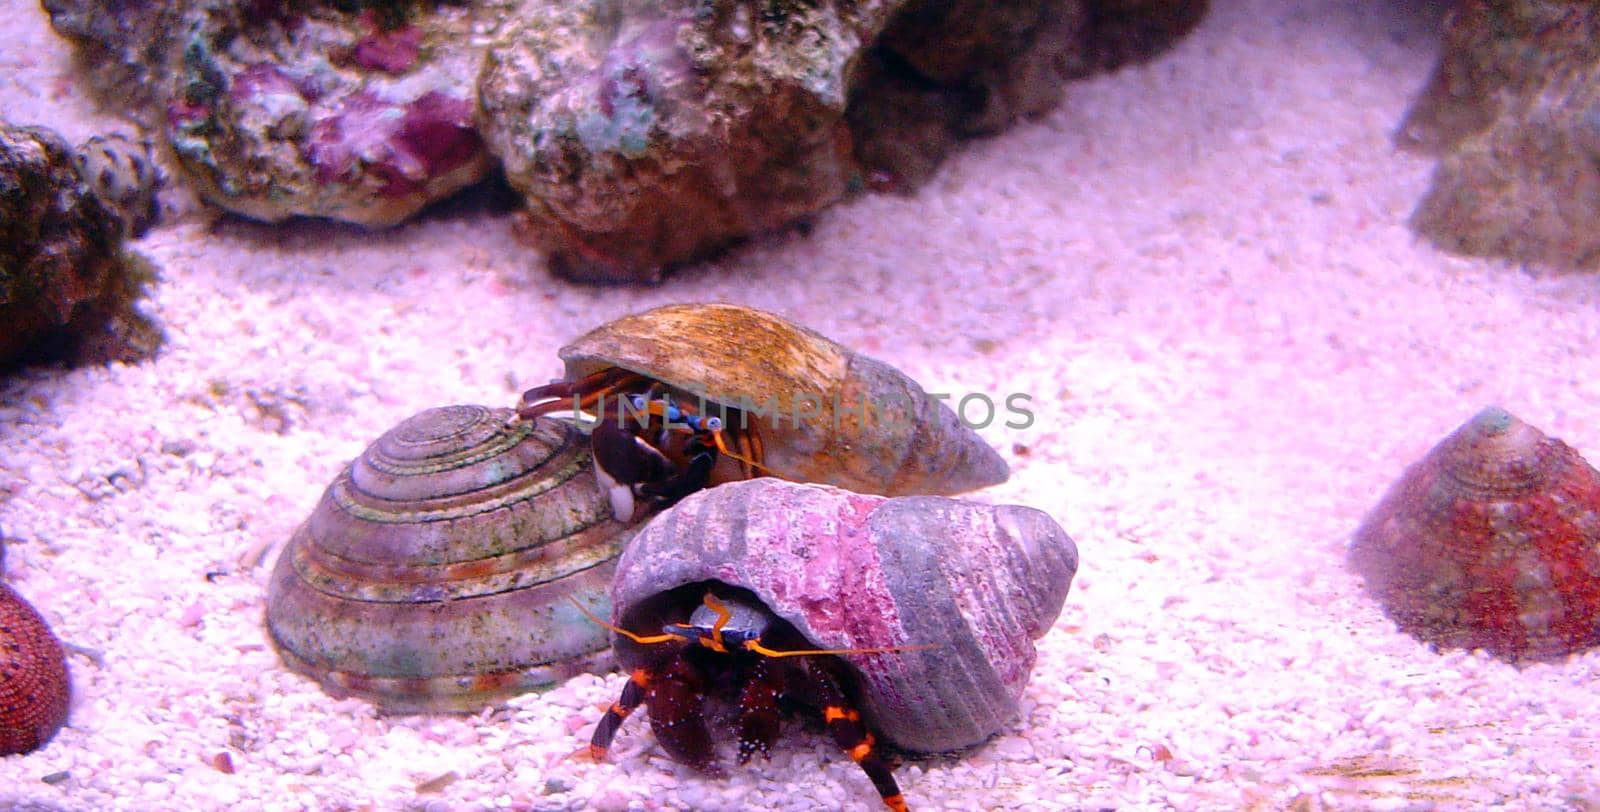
[1349,406,1600,663]
[557,303,1009,495]
[609,478,1077,751]
[266,405,639,711]
[0,583,70,756]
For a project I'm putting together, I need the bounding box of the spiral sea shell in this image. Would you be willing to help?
[535,302,1010,497]
[1,582,71,756]
[609,478,1077,751]
[266,404,646,712]
[1348,406,1600,663]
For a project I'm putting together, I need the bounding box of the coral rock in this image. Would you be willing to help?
[479,0,1206,281]
[0,583,71,756]
[45,0,1206,264]
[45,0,501,227]
[161,3,494,226]
[0,123,162,371]
[1349,407,1600,664]
[1396,0,1600,269]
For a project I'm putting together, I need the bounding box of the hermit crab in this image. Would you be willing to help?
[580,478,1078,810]
[517,303,1010,521]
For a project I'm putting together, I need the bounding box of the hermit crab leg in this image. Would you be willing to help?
[517,367,645,421]
[588,420,676,522]
[646,652,720,772]
[636,433,718,504]
[589,667,652,761]
[803,658,909,812]
[735,656,784,763]
[586,655,721,773]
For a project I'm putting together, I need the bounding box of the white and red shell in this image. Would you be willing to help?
[609,478,1077,752]
[1349,406,1600,663]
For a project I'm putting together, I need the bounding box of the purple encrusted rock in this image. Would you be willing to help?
[47,0,506,227]
[161,2,496,226]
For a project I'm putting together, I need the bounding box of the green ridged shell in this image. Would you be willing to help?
[266,405,636,712]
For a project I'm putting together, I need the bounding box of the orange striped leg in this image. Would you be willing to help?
[805,661,908,811]
[589,667,652,761]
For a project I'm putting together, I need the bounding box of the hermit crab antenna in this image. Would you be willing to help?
[706,427,773,474]
[744,639,940,659]
[566,596,679,646]
[702,593,732,651]
[696,594,937,659]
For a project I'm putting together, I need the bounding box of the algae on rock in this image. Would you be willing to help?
[481,0,1208,282]
[1,124,163,371]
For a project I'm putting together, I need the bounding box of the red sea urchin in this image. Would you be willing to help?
[0,582,70,755]
[1349,406,1600,664]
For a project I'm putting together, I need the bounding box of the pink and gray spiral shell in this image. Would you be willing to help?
[610,478,1077,752]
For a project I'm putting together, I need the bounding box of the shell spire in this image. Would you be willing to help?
[1348,406,1600,663]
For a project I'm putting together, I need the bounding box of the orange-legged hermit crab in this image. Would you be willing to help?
[581,589,929,811]
[517,303,1010,520]
[582,478,1079,809]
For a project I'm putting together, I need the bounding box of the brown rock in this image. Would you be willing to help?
[1397,0,1600,269]
[481,0,1207,282]
[0,124,162,371]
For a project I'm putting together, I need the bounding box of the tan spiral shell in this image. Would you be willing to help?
[553,302,1010,496]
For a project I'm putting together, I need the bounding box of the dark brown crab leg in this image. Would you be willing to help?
[734,655,784,763]
[589,667,651,762]
[587,653,719,773]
